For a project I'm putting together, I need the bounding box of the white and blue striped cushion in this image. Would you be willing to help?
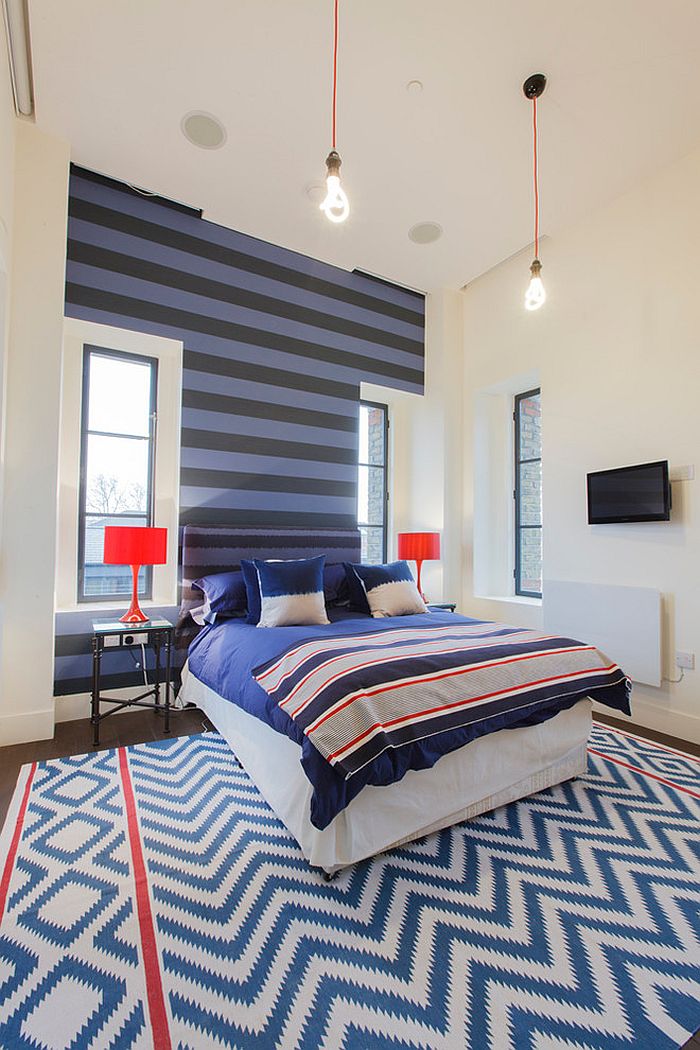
[254,556,330,628]
[351,561,428,618]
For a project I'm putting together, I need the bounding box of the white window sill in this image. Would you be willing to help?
[56,597,177,615]
[474,593,543,607]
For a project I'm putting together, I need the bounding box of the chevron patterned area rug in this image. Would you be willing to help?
[0,723,698,1050]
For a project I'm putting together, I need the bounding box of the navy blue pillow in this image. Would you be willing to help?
[343,562,371,614]
[241,559,262,625]
[191,570,247,625]
[352,560,414,591]
[351,560,427,618]
[254,555,328,627]
[324,563,349,606]
[244,559,348,624]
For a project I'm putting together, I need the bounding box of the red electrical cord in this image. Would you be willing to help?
[533,96,539,258]
[332,0,339,149]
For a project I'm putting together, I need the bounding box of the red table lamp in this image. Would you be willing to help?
[103,526,167,623]
[397,532,441,599]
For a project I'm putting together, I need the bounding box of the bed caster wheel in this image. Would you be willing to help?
[322,870,339,883]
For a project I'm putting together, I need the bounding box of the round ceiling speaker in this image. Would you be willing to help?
[305,183,326,204]
[408,221,443,244]
[181,111,227,150]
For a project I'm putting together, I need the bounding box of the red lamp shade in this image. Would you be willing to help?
[397,532,440,599]
[103,526,167,623]
[103,526,167,567]
[397,532,441,562]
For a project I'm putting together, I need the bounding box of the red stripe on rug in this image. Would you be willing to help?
[591,721,700,764]
[0,762,37,926]
[118,748,172,1050]
[587,748,700,799]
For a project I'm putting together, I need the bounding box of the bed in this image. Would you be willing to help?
[177,526,631,874]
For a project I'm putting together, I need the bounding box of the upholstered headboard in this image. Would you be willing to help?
[175,525,362,649]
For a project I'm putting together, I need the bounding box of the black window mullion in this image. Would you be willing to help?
[78,346,158,603]
[514,388,542,598]
[358,400,388,562]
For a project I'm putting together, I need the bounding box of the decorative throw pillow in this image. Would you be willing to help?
[254,556,330,628]
[241,559,262,625]
[191,570,247,625]
[323,563,349,607]
[350,561,428,618]
[343,562,371,614]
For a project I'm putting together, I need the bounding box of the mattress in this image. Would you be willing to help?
[180,664,592,873]
[185,607,629,830]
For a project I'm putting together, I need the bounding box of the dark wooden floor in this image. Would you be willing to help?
[1,707,698,1048]
[593,710,700,757]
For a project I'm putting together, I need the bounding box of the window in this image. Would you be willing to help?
[78,346,158,601]
[514,388,542,597]
[357,400,388,563]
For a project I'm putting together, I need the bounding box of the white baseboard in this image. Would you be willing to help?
[0,706,54,746]
[593,697,700,747]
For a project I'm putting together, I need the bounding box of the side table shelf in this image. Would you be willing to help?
[91,617,174,746]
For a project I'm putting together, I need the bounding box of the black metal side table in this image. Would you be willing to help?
[91,617,174,746]
[429,602,457,612]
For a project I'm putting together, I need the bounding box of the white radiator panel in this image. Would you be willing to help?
[543,580,661,687]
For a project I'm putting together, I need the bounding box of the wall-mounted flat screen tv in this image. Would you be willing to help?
[587,460,671,524]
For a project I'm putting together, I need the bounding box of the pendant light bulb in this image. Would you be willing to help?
[320,150,349,223]
[523,73,547,312]
[525,258,546,311]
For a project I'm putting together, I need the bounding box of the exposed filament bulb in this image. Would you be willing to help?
[524,258,546,311]
[320,150,349,223]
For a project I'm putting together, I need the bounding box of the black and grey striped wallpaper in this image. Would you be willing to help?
[54,166,425,697]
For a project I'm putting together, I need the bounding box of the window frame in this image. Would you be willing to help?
[77,345,158,603]
[357,399,389,563]
[513,387,542,598]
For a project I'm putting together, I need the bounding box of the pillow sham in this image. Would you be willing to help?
[253,555,330,628]
[241,559,262,625]
[323,563,349,606]
[190,570,247,625]
[343,562,371,614]
[349,560,428,618]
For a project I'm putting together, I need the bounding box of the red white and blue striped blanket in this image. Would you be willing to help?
[254,619,631,780]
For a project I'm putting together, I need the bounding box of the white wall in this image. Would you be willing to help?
[462,145,700,744]
[0,11,16,542]
[0,121,70,745]
[362,288,464,604]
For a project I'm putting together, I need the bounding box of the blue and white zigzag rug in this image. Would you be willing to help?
[0,722,698,1049]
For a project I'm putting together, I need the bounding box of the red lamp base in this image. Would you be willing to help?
[415,559,427,602]
[120,564,150,623]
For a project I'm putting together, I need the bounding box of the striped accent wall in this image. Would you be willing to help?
[54,166,425,698]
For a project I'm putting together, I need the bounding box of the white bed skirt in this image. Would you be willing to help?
[180,664,591,873]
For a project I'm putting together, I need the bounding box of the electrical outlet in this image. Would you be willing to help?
[123,632,149,646]
[675,651,695,670]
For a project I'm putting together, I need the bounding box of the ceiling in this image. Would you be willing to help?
[29,0,700,293]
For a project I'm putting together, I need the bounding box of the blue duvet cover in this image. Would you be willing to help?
[187,609,631,830]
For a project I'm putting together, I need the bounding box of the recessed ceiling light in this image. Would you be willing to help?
[406,79,423,94]
[408,221,443,244]
[181,111,227,150]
